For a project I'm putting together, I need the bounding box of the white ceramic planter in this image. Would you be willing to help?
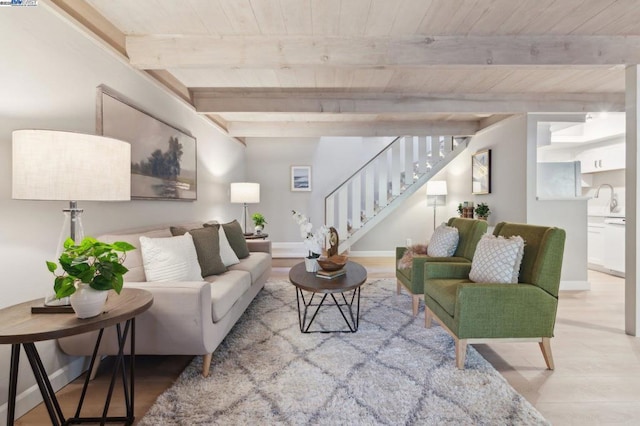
[304,257,319,273]
[70,283,108,319]
[255,225,263,235]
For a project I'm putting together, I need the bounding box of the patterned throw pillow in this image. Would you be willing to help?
[427,224,459,257]
[469,234,525,284]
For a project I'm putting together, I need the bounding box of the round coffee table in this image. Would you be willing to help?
[289,261,367,333]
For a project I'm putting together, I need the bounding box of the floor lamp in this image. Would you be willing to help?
[230,182,260,235]
[426,180,448,232]
[12,130,131,305]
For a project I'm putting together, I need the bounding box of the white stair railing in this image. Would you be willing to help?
[325,135,469,253]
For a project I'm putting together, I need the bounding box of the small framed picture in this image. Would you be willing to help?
[291,166,311,191]
[472,149,491,194]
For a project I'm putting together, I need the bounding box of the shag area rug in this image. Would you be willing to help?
[140,279,548,425]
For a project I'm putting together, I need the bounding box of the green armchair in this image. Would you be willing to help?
[424,222,566,369]
[395,217,487,316]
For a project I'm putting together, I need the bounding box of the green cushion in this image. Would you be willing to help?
[426,278,471,316]
[207,220,250,259]
[170,226,227,276]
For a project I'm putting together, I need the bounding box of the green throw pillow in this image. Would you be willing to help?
[170,226,227,276]
[205,220,250,259]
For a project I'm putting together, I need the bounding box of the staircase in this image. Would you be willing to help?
[324,135,469,253]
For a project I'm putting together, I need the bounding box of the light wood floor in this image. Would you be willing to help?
[17,258,640,425]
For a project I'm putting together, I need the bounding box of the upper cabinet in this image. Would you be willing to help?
[577,143,625,174]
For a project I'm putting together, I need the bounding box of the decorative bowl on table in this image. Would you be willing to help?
[317,255,348,272]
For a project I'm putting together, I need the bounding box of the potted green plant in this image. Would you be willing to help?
[251,213,267,234]
[474,203,491,220]
[47,237,135,318]
[457,203,463,217]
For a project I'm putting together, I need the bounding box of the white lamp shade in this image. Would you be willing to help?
[12,130,131,201]
[230,182,260,203]
[426,180,448,196]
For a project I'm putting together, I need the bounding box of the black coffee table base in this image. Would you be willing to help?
[295,287,361,333]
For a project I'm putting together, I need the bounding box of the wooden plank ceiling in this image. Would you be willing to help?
[51,0,640,138]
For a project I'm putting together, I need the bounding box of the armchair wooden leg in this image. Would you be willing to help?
[202,353,213,377]
[539,337,555,370]
[412,295,420,316]
[396,280,402,295]
[455,339,468,369]
[425,307,433,328]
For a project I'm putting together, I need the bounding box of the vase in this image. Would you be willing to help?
[70,283,108,319]
[255,225,263,235]
[304,257,319,273]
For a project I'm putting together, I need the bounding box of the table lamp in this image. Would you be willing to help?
[426,180,447,231]
[12,129,131,305]
[230,182,260,235]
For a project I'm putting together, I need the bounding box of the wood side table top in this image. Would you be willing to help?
[0,288,153,344]
[289,261,367,294]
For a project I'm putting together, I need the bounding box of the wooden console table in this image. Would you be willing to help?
[0,288,153,425]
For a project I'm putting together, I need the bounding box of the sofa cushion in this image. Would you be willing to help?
[204,270,251,322]
[228,252,271,282]
[99,228,171,282]
[170,226,227,276]
[427,224,459,257]
[218,226,240,267]
[427,278,471,317]
[469,234,525,284]
[140,233,203,282]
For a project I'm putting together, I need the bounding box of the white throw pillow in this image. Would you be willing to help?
[469,234,525,284]
[140,233,202,282]
[218,226,240,267]
[427,224,459,257]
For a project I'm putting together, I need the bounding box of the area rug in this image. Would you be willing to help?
[139,278,548,425]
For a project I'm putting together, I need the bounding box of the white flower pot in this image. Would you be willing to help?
[255,225,263,235]
[304,258,319,273]
[70,283,108,319]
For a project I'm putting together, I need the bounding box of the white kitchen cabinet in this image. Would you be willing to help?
[603,219,625,275]
[587,223,605,266]
[577,143,625,173]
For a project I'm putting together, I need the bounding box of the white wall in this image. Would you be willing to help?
[0,5,245,419]
[245,136,391,246]
[527,115,589,287]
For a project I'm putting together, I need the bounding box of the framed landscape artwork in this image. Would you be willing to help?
[291,166,311,191]
[96,85,197,201]
[472,149,491,194]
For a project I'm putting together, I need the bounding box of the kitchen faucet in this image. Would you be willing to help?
[594,183,618,213]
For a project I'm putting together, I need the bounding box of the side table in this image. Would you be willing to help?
[0,288,153,426]
[244,233,269,240]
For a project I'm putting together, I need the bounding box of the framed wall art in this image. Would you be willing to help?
[96,85,197,201]
[291,165,311,191]
[472,149,491,195]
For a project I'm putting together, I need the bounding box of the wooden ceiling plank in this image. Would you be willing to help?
[192,90,625,114]
[364,0,401,36]
[339,0,372,36]
[464,0,524,35]
[227,120,480,137]
[310,0,340,36]
[280,0,313,35]
[250,0,287,35]
[547,0,617,35]
[389,0,434,35]
[185,0,237,36]
[125,35,640,69]
[574,1,640,35]
[219,0,262,35]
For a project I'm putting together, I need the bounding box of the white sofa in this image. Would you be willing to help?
[57,221,271,377]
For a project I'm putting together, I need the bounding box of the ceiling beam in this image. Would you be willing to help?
[227,120,479,138]
[193,90,624,114]
[126,35,640,69]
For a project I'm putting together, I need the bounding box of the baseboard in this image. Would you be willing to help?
[0,355,87,425]
[559,280,590,291]
[348,250,395,257]
[272,243,395,259]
